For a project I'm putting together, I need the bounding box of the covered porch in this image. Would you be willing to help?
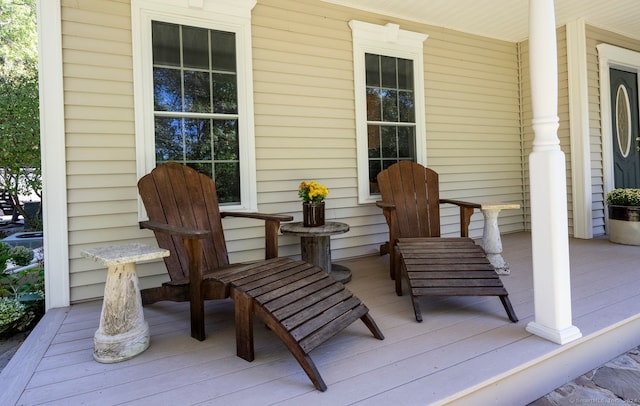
[2,232,639,405]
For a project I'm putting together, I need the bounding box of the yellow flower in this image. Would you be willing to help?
[298,180,329,203]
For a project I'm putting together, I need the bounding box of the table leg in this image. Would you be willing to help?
[300,236,352,283]
[481,208,511,275]
[94,262,150,363]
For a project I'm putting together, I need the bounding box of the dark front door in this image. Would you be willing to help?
[610,68,640,188]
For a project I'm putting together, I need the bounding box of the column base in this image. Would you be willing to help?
[526,321,582,345]
[94,322,150,363]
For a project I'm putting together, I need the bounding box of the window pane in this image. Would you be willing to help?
[382,159,397,170]
[381,126,398,158]
[367,125,381,158]
[184,70,211,113]
[397,58,413,90]
[211,30,236,72]
[368,160,381,194]
[182,26,209,69]
[152,21,180,66]
[398,91,414,122]
[381,56,397,88]
[214,162,240,204]
[398,127,415,158]
[381,89,398,122]
[184,119,211,160]
[365,53,380,86]
[213,120,239,161]
[154,68,182,111]
[155,117,183,161]
[213,73,237,114]
[188,162,213,179]
[366,88,381,121]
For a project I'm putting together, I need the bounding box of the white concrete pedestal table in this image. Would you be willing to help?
[479,203,520,275]
[81,243,169,363]
[280,221,351,283]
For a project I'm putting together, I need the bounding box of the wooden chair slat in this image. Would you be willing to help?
[298,304,370,353]
[290,296,363,341]
[264,277,338,313]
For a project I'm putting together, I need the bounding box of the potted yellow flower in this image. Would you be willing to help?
[606,188,640,245]
[298,181,329,227]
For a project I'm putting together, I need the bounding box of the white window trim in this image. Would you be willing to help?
[566,20,592,239]
[349,20,428,204]
[131,0,258,218]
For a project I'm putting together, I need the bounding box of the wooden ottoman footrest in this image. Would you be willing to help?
[397,238,518,323]
[228,259,384,391]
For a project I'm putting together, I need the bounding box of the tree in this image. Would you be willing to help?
[0,0,40,230]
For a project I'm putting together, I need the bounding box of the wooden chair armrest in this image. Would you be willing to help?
[375,201,396,210]
[439,199,481,209]
[220,212,294,222]
[439,199,481,238]
[139,221,210,239]
[219,212,294,259]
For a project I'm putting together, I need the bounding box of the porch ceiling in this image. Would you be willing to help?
[321,0,640,42]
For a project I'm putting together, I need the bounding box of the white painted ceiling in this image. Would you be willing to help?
[321,0,640,42]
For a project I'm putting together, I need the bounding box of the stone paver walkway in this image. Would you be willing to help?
[530,346,640,405]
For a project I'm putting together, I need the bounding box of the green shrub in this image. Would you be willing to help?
[606,188,640,206]
[9,245,34,266]
[0,297,32,335]
[0,242,10,270]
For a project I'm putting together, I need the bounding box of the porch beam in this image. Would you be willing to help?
[525,0,582,344]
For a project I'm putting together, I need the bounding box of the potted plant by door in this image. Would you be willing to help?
[606,188,640,245]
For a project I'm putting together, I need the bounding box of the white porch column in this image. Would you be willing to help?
[525,0,582,344]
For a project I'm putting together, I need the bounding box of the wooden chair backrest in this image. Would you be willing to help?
[377,161,441,239]
[137,163,230,282]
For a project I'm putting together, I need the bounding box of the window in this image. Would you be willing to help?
[350,20,428,203]
[152,21,240,203]
[132,0,257,212]
[365,53,416,194]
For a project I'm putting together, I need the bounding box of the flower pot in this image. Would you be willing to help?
[608,205,640,245]
[303,202,325,227]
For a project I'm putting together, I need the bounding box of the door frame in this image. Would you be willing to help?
[597,44,640,225]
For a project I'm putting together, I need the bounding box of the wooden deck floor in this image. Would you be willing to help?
[2,232,640,405]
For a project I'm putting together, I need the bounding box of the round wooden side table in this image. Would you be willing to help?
[280,221,351,283]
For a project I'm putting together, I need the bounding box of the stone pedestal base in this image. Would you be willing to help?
[82,243,169,364]
[480,203,520,275]
[94,321,150,363]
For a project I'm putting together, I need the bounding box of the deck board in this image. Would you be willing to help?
[2,232,640,405]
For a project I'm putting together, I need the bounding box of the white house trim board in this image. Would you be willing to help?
[525,0,582,345]
[597,43,640,212]
[349,20,428,204]
[37,0,70,310]
[566,19,593,239]
[131,0,258,216]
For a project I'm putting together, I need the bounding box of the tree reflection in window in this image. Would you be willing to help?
[152,21,239,204]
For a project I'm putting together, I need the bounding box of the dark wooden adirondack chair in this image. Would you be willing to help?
[137,162,295,341]
[138,163,384,391]
[376,161,518,323]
